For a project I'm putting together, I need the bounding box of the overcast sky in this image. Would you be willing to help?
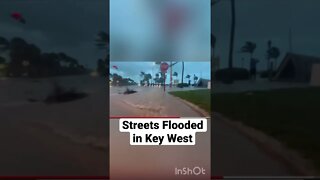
[2,0,320,72]
[110,0,210,61]
[213,0,320,70]
[0,0,108,68]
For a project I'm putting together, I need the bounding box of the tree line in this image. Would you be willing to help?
[0,37,87,77]
[240,40,280,72]
[110,73,137,86]
[139,70,199,87]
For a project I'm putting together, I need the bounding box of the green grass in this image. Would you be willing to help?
[214,87,320,170]
[169,89,211,113]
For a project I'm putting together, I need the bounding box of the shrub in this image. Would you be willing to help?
[260,70,277,78]
[215,68,250,83]
[177,83,189,88]
[45,83,87,104]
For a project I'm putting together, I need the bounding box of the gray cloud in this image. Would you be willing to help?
[0,0,108,68]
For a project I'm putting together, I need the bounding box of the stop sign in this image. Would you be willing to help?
[160,62,169,72]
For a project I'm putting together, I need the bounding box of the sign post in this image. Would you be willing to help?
[160,62,169,91]
[170,61,173,88]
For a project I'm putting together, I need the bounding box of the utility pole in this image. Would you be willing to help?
[289,27,293,53]
[170,61,172,88]
[228,0,236,69]
[288,1,293,53]
[169,61,178,88]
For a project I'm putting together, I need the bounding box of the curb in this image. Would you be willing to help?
[170,95,210,118]
[214,112,319,176]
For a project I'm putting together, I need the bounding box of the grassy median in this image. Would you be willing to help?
[213,87,320,170]
[169,89,211,113]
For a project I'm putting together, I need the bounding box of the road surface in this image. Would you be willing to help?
[110,86,210,179]
[110,86,206,117]
[0,76,108,176]
[0,78,297,177]
[110,86,297,177]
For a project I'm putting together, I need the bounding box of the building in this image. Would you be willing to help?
[273,53,320,83]
[195,78,210,88]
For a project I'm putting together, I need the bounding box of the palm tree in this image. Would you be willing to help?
[145,73,152,86]
[186,74,191,85]
[112,73,123,86]
[211,34,216,59]
[241,41,257,59]
[240,41,257,69]
[95,31,109,76]
[267,47,280,71]
[173,71,178,77]
[155,73,160,85]
[212,0,236,69]
[140,71,145,85]
[228,0,236,69]
[153,78,158,85]
[181,62,185,86]
[159,72,166,86]
[173,71,178,81]
[140,71,145,77]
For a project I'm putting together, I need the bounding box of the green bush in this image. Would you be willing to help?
[215,68,249,83]
[260,70,277,78]
[177,83,189,88]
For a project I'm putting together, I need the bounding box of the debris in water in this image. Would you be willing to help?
[123,88,137,95]
[44,83,88,104]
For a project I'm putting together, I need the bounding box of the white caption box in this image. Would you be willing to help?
[119,118,207,145]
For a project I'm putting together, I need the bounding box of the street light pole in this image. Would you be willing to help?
[170,61,172,88]
[164,72,166,92]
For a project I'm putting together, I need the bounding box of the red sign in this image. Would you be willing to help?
[160,62,169,72]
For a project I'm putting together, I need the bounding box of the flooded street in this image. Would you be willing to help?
[110,86,206,117]
[0,75,108,176]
